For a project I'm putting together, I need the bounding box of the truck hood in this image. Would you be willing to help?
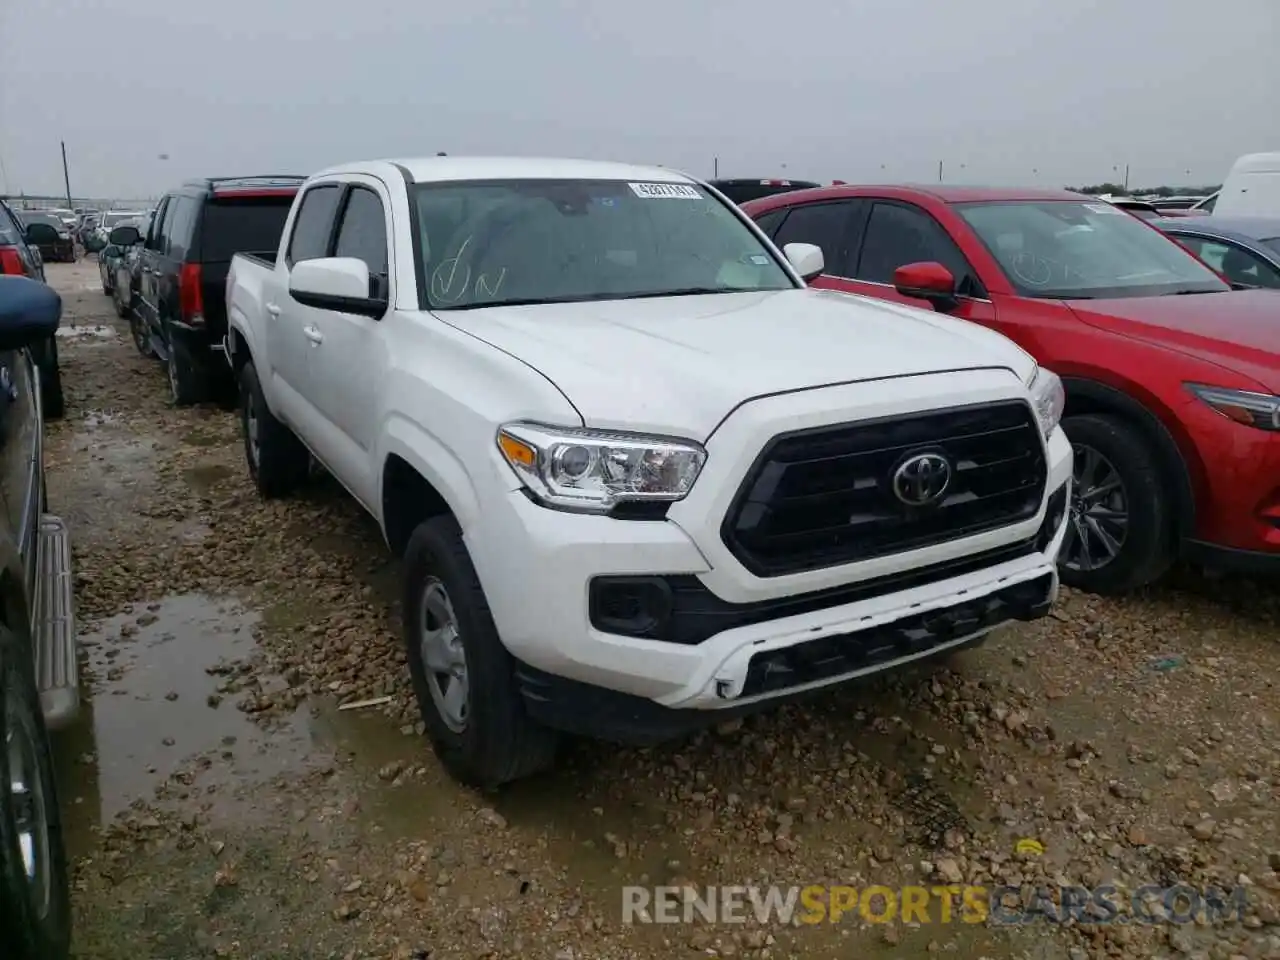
[1065,290,1280,392]
[434,288,1034,439]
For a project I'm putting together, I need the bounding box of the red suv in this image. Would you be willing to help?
[742,185,1280,593]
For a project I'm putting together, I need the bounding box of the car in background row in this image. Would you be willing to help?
[16,213,75,263]
[709,178,823,205]
[97,214,151,295]
[742,183,1280,592]
[110,175,304,405]
[87,211,146,253]
[1152,216,1280,290]
[0,202,67,419]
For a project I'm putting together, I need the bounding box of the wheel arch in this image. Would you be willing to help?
[379,421,481,558]
[1061,376,1200,544]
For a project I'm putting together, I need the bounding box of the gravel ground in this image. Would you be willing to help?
[42,259,1280,960]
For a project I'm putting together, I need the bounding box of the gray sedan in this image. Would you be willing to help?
[1150,216,1280,290]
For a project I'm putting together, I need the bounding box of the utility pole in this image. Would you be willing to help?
[713,156,719,178]
[61,141,73,208]
[938,160,943,182]
[1123,163,1130,193]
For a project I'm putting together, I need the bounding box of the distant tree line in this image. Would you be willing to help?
[1065,183,1222,197]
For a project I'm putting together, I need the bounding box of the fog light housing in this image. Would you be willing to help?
[588,576,674,639]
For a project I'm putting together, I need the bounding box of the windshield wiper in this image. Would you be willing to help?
[1170,288,1217,295]
[434,293,610,311]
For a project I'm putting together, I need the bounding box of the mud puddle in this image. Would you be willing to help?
[64,594,313,840]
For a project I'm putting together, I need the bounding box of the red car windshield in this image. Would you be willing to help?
[956,200,1229,300]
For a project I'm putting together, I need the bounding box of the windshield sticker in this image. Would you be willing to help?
[628,182,702,200]
[1085,202,1124,215]
[749,254,771,265]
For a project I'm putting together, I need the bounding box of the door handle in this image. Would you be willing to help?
[303,325,324,345]
[265,303,281,317]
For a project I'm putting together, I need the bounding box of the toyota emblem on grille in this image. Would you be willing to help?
[891,452,952,507]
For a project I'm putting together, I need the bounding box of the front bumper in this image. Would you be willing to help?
[469,372,1073,731]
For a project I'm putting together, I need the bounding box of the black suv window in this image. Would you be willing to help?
[165,197,200,261]
[288,185,342,264]
[772,202,857,275]
[856,202,973,286]
[333,187,388,277]
[200,196,295,263]
[149,198,174,253]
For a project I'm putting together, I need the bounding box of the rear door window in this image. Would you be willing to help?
[164,198,199,261]
[287,185,342,264]
[199,196,296,263]
[333,187,389,278]
[771,201,861,276]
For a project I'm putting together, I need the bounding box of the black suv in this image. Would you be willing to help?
[708,178,823,205]
[0,200,65,419]
[113,176,303,405]
[0,275,77,960]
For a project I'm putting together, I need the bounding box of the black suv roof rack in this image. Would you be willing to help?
[183,176,307,192]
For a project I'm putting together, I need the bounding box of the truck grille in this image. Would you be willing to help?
[722,401,1047,577]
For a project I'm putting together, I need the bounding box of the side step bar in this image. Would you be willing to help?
[34,514,78,729]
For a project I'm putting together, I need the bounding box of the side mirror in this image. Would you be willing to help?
[25,223,59,245]
[0,276,61,349]
[783,242,825,282]
[289,257,387,318]
[109,225,142,246]
[893,261,958,311]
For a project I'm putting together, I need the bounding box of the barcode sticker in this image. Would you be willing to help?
[628,182,702,200]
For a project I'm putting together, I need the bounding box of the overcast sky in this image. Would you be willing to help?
[2,0,1277,200]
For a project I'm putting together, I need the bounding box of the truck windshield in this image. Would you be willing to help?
[956,200,1229,299]
[412,178,795,309]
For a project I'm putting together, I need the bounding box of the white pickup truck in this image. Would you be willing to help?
[225,156,1073,787]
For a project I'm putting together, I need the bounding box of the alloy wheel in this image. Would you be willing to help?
[418,578,469,733]
[5,687,52,923]
[1060,443,1129,572]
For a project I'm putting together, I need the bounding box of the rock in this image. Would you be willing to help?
[935,858,964,883]
[1190,819,1217,841]
[477,807,507,830]
[377,760,404,782]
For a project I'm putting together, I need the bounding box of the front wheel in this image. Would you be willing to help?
[1058,413,1174,594]
[0,625,72,960]
[403,516,558,788]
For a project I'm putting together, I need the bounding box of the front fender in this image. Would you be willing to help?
[377,414,482,533]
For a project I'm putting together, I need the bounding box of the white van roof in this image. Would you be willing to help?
[1227,152,1280,174]
[1213,152,1280,218]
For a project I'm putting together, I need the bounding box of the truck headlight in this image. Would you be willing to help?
[1027,366,1065,437]
[1186,383,1280,430]
[497,422,706,513]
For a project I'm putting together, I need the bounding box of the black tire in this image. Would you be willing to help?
[239,362,309,499]
[38,340,64,422]
[1058,413,1174,594]
[99,268,111,295]
[403,515,558,788]
[0,624,72,960]
[165,336,205,407]
[115,286,134,323]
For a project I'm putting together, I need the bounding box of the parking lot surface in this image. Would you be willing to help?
[44,260,1280,959]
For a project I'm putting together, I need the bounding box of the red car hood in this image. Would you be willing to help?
[1066,290,1280,392]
